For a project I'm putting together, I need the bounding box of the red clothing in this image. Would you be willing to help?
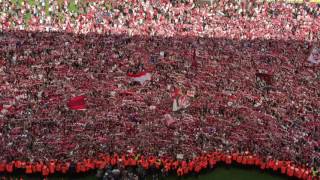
[25,164,33,174]
[42,166,49,176]
[6,163,13,173]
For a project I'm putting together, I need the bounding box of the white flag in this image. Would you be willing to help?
[127,72,152,84]
[308,47,320,64]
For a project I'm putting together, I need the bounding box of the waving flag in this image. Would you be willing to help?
[308,47,320,64]
[67,95,86,110]
[127,72,152,84]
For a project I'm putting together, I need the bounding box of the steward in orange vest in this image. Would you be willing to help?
[267,159,275,170]
[273,160,280,172]
[247,155,254,165]
[209,157,216,168]
[181,161,188,174]
[25,163,33,174]
[142,160,149,170]
[242,156,248,165]
[15,161,22,169]
[155,160,161,169]
[49,160,55,174]
[148,156,156,166]
[172,161,179,170]
[6,162,14,173]
[287,164,294,177]
[236,155,243,164]
[42,165,49,177]
[194,165,202,173]
[255,157,262,166]
[280,161,287,174]
[61,163,69,174]
[55,162,62,173]
[302,169,310,180]
[232,153,238,161]
[36,162,43,173]
[177,167,183,176]
[0,161,6,173]
[294,167,302,179]
[164,163,171,172]
[260,162,266,170]
[188,160,194,172]
[226,155,232,165]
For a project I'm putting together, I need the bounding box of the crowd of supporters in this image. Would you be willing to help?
[0,0,320,179]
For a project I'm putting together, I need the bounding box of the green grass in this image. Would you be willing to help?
[0,165,289,180]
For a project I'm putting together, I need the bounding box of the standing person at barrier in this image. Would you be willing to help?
[226,155,232,165]
[49,160,55,174]
[280,161,287,174]
[42,165,49,177]
[25,163,32,174]
[6,162,13,173]
[287,163,294,177]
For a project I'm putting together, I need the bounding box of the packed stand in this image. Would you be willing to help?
[0,0,320,179]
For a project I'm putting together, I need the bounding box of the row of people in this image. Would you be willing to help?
[0,151,318,179]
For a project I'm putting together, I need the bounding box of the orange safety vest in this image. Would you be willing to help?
[130,158,137,166]
[209,158,216,167]
[61,164,68,174]
[236,156,243,164]
[268,160,275,170]
[76,162,81,173]
[274,161,280,171]
[260,162,266,170]
[142,161,149,170]
[232,153,238,161]
[155,161,161,169]
[242,156,247,165]
[255,158,261,166]
[6,163,13,173]
[25,164,33,174]
[202,159,208,169]
[172,161,179,170]
[15,161,22,169]
[188,161,194,172]
[194,165,201,173]
[32,164,37,173]
[55,163,61,172]
[247,156,254,165]
[294,167,302,178]
[21,161,26,169]
[49,161,55,174]
[0,163,5,172]
[148,157,156,165]
[36,163,43,173]
[42,166,49,176]
[280,163,287,174]
[287,166,294,177]
[80,162,87,172]
[226,155,232,165]
[221,154,226,162]
[177,167,183,176]
[164,163,171,172]
[123,158,129,167]
[110,158,117,166]
[302,169,309,180]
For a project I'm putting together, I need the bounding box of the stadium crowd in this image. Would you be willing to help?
[0,0,320,179]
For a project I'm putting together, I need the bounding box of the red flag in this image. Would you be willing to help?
[67,95,86,110]
[127,72,152,84]
[192,49,198,68]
